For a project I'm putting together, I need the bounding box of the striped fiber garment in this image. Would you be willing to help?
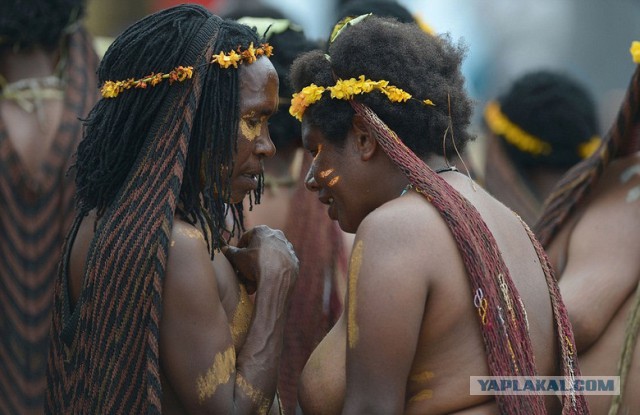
[0,29,99,415]
[351,101,589,414]
[45,17,220,414]
[278,152,347,415]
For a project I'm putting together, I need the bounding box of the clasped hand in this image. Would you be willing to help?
[222,225,299,294]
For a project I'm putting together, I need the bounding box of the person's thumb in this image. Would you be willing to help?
[221,245,239,265]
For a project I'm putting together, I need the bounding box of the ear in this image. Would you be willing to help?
[351,114,378,161]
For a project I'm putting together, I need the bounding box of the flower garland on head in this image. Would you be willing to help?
[484,100,552,157]
[289,75,435,121]
[100,42,273,98]
[484,100,602,159]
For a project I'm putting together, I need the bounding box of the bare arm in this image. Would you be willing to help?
[340,204,434,414]
[160,223,297,414]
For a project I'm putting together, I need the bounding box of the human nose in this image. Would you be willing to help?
[256,133,276,158]
[304,165,320,192]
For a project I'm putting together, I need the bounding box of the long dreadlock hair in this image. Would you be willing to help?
[74,8,265,256]
[0,0,86,51]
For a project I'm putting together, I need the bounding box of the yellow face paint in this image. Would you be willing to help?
[410,370,435,382]
[319,168,334,179]
[239,117,264,142]
[347,240,364,349]
[196,346,236,402]
[236,373,271,415]
[230,284,253,347]
[408,389,433,402]
[328,176,340,187]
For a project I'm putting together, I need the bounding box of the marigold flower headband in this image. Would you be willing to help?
[100,42,273,99]
[289,75,435,121]
[289,14,436,122]
[483,41,640,158]
[484,100,601,159]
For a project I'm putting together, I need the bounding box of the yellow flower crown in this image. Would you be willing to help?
[289,75,435,121]
[484,100,600,159]
[100,42,273,99]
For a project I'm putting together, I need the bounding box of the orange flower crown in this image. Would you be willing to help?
[100,42,273,99]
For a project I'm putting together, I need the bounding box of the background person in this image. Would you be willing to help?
[480,70,601,225]
[0,1,99,413]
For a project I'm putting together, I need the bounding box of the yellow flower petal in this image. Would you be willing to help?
[631,41,640,64]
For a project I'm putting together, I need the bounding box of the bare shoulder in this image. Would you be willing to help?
[574,153,640,243]
[356,192,459,276]
[358,192,445,241]
[165,220,220,303]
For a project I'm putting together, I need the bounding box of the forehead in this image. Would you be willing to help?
[238,57,279,113]
[301,121,326,148]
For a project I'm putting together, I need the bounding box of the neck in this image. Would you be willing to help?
[0,47,60,82]
[423,154,448,169]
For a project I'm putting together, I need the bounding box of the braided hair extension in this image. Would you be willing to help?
[47,6,277,413]
[74,9,264,254]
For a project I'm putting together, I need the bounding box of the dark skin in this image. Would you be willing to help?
[0,46,63,182]
[546,151,640,414]
[69,57,299,414]
[298,116,561,414]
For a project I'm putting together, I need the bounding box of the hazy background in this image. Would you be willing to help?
[85,0,640,136]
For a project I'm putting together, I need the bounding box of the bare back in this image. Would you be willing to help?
[0,49,63,183]
[300,172,560,414]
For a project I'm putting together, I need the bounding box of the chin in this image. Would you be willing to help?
[228,191,246,205]
[336,217,358,234]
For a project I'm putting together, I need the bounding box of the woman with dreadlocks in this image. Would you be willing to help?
[0,1,99,413]
[224,7,349,414]
[535,43,640,415]
[46,5,298,414]
[289,15,587,414]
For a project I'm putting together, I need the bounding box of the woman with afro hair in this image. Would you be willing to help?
[290,14,588,415]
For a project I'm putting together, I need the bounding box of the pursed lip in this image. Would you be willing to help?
[318,193,337,220]
[318,194,334,205]
[240,165,263,181]
[237,168,262,191]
